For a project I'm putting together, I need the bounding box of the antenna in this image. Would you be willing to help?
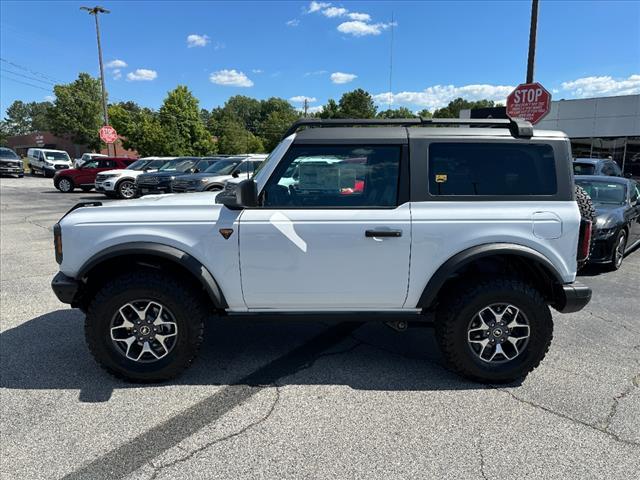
[388,11,394,110]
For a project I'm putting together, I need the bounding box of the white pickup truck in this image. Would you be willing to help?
[51,118,592,383]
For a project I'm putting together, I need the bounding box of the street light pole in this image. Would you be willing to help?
[526,0,539,83]
[81,5,112,155]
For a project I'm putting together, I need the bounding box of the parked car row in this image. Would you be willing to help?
[573,157,640,270]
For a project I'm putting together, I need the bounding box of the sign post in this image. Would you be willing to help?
[506,82,551,125]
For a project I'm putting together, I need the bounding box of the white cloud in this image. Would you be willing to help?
[44,95,55,102]
[289,95,317,103]
[209,69,254,87]
[105,59,127,69]
[337,21,392,37]
[126,69,158,81]
[286,19,300,27]
[330,72,357,84]
[323,6,347,17]
[306,105,324,114]
[373,83,515,111]
[560,74,640,98]
[252,69,263,74]
[307,1,330,13]
[112,69,122,80]
[187,34,210,47]
[348,12,371,21]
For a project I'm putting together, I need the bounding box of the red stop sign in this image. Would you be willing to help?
[99,125,118,144]
[506,82,551,125]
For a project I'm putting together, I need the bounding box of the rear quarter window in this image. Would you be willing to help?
[428,143,557,196]
[573,163,596,175]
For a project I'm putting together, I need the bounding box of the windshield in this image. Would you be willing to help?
[158,159,197,172]
[0,148,19,159]
[44,151,70,161]
[126,159,148,170]
[573,163,595,175]
[204,160,241,175]
[576,180,626,205]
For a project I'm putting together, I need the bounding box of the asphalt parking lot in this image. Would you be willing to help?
[1,174,639,480]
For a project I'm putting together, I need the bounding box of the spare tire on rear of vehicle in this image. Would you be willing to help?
[575,184,596,269]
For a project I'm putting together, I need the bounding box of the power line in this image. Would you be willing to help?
[0,57,63,84]
[0,68,56,86]
[0,75,52,92]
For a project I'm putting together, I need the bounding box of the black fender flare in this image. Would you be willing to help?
[78,242,228,309]
[415,243,565,309]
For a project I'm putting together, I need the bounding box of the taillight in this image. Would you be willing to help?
[53,223,63,264]
[577,219,592,262]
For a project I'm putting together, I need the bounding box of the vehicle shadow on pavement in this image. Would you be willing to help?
[0,310,489,403]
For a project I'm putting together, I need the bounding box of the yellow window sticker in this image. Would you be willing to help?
[435,174,448,183]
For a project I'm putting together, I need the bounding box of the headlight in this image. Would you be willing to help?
[594,227,617,239]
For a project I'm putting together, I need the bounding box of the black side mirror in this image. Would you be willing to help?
[231,170,239,178]
[217,179,258,209]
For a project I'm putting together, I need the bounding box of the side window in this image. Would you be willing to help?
[262,145,401,208]
[99,159,116,169]
[235,162,251,174]
[609,161,622,176]
[428,143,557,196]
[630,183,639,204]
[600,162,614,176]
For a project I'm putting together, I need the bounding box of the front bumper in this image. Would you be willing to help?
[554,282,592,313]
[51,272,80,304]
[0,163,24,174]
[137,182,172,195]
[95,180,116,192]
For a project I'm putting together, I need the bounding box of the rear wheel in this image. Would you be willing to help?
[56,177,74,193]
[435,278,553,383]
[85,271,206,382]
[117,179,136,199]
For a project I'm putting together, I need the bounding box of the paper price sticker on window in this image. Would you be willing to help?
[435,174,448,183]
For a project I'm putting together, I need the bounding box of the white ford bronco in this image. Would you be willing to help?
[51,118,592,383]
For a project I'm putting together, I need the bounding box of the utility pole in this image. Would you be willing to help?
[526,0,539,83]
[81,5,112,156]
[303,98,309,117]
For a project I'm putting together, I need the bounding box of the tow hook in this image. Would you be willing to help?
[386,320,408,332]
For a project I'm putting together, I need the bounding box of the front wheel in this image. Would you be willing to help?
[85,271,206,382]
[436,278,553,383]
[607,230,627,271]
[117,179,136,199]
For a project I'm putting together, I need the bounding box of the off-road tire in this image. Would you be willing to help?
[85,270,206,382]
[435,278,553,383]
[55,177,74,193]
[575,184,596,268]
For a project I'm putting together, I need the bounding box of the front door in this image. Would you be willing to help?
[239,144,411,310]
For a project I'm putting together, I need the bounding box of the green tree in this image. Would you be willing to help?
[47,73,103,150]
[338,89,377,118]
[377,107,416,118]
[29,102,52,131]
[318,99,340,119]
[217,117,264,154]
[159,85,215,155]
[432,98,496,118]
[4,101,32,135]
[417,109,433,119]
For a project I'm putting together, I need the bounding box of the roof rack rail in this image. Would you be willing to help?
[282,117,534,139]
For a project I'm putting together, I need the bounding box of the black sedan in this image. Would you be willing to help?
[575,175,640,270]
[136,157,219,195]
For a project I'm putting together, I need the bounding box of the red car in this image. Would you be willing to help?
[54,157,137,193]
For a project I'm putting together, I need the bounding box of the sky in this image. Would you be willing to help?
[1,0,639,117]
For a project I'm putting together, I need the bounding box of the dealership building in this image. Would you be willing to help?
[461,94,640,178]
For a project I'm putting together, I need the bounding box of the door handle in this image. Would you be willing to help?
[365,229,402,238]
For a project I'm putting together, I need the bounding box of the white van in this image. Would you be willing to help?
[27,148,72,178]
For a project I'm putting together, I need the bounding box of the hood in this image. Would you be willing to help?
[175,173,231,182]
[55,168,80,175]
[594,204,626,229]
[107,191,219,207]
[0,157,21,163]
[98,168,145,177]
[139,171,190,180]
